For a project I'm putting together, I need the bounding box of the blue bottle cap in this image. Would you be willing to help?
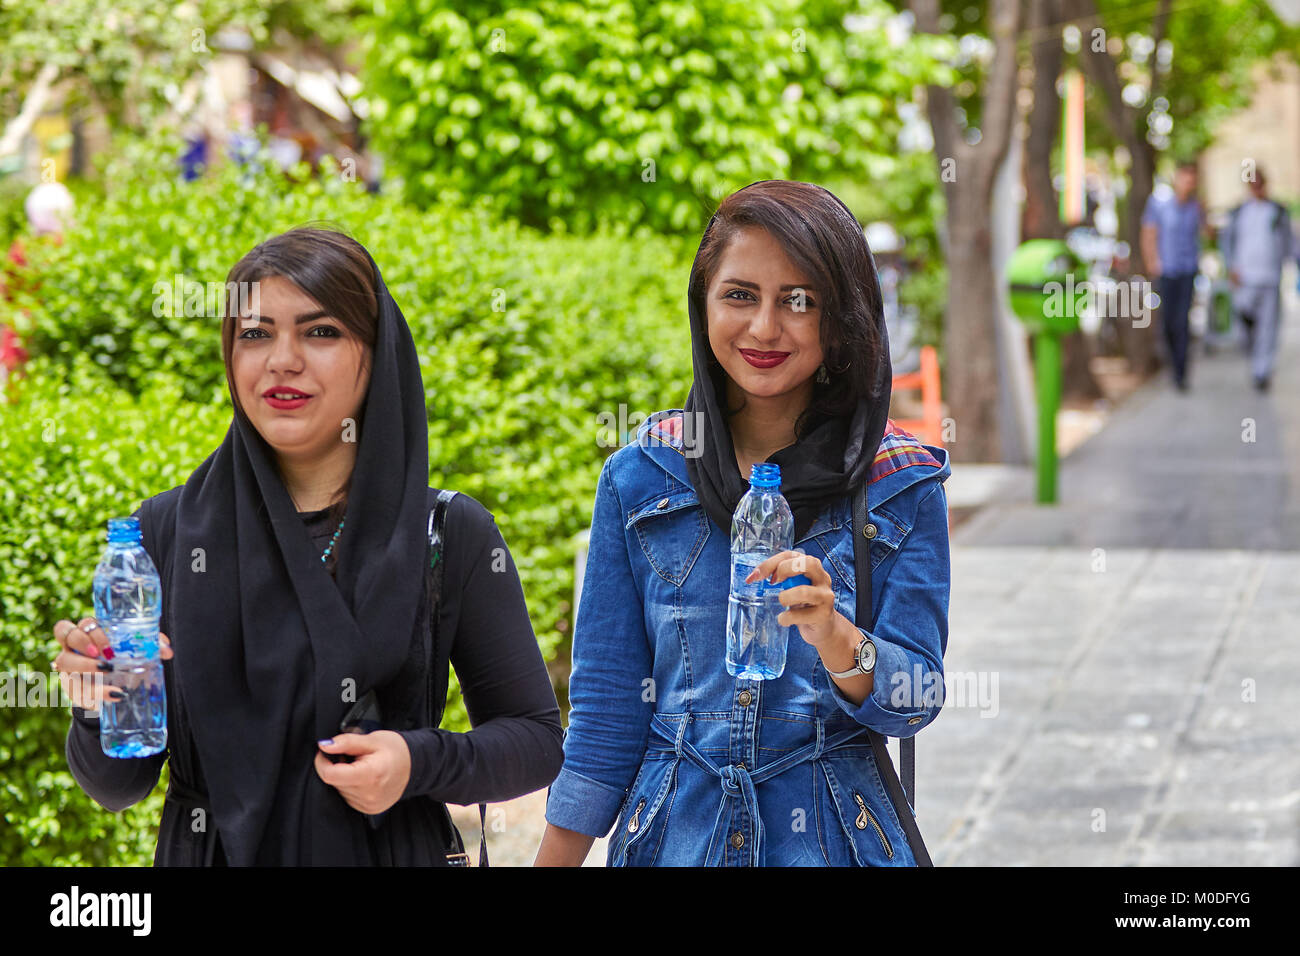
[749,463,781,489]
[107,517,142,545]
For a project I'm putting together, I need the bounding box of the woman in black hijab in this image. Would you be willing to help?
[57,227,563,865]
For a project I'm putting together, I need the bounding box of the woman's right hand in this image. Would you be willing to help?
[52,616,173,712]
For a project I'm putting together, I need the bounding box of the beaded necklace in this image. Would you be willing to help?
[321,517,345,564]
[297,497,346,566]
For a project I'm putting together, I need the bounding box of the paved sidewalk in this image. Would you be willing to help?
[924,307,1300,865]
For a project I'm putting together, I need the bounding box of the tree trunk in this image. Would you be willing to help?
[944,210,1006,460]
[0,63,60,159]
[1116,140,1160,375]
[1022,0,1065,243]
[913,0,1023,463]
[1069,0,1163,377]
[1022,0,1104,403]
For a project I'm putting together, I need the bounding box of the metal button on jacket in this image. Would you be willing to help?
[737,690,752,707]
[863,522,878,539]
[730,832,745,849]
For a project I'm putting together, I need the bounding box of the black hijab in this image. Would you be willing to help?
[170,246,429,865]
[683,181,893,541]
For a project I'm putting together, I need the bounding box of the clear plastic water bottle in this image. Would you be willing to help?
[92,517,167,758]
[727,464,811,680]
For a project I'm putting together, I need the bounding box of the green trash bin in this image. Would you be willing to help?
[1006,240,1087,503]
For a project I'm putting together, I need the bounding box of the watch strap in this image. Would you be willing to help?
[825,636,874,679]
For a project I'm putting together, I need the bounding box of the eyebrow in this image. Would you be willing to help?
[719,277,814,292]
[239,310,333,325]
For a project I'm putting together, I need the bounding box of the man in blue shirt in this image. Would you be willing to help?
[1141,161,1206,392]
[1219,169,1297,392]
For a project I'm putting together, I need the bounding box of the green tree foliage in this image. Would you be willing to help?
[0,0,269,132]
[1089,0,1300,162]
[361,0,954,233]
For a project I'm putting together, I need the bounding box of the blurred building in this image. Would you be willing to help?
[1202,55,1300,214]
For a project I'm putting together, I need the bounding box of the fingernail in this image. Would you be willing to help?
[96,660,114,672]
[107,689,125,701]
[318,738,333,746]
[101,646,114,661]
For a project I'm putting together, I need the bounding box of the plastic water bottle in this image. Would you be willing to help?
[92,517,167,758]
[727,464,811,680]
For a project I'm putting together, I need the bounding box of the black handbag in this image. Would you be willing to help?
[851,481,933,867]
[424,489,490,867]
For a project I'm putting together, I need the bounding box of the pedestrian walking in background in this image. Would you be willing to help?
[1219,168,1297,392]
[1141,160,1206,392]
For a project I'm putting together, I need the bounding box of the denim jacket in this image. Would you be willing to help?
[546,409,952,865]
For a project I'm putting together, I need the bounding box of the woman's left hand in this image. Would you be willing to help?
[745,549,848,650]
[313,731,411,815]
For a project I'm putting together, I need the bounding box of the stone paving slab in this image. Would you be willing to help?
[920,546,1300,866]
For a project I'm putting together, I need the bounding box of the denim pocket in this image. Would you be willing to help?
[609,755,680,867]
[816,759,908,866]
[627,490,710,587]
[864,506,910,571]
[812,506,910,600]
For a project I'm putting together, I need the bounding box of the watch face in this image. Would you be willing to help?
[858,639,877,672]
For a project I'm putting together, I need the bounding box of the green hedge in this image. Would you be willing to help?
[0,357,230,865]
[1,146,695,864]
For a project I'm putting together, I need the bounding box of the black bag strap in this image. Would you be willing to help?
[852,481,933,867]
[426,488,490,868]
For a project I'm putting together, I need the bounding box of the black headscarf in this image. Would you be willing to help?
[684,181,893,541]
[170,248,429,865]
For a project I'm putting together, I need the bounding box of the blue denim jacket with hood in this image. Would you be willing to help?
[547,182,951,865]
[545,408,950,866]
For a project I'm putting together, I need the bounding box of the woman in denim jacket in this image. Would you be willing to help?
[536,181,951,866]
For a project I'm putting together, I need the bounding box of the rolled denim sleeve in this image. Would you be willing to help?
[545,454,655,838]
[831,481,950,737]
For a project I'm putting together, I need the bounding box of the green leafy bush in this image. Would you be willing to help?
[0,356,230,865]
[361,0,954,233]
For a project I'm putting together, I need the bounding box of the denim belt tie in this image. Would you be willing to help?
[648,711,869,866]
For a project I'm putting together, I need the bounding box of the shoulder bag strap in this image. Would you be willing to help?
[426,489,490,868]
[852,481,933,867]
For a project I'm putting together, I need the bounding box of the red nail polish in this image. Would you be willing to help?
[101,646,114,661]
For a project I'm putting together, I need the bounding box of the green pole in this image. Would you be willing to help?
[1035,332,1062,503]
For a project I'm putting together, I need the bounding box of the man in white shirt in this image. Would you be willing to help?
[1219,170,1297,392]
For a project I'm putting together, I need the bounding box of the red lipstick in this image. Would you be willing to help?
[739,349,790,369]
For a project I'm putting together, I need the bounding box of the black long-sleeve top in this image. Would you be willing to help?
[65,488,564,865]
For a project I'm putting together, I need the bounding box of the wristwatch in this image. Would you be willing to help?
[826,635,877,679]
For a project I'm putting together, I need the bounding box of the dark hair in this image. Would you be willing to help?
[689,180,884,439]
[221,226,379,569]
